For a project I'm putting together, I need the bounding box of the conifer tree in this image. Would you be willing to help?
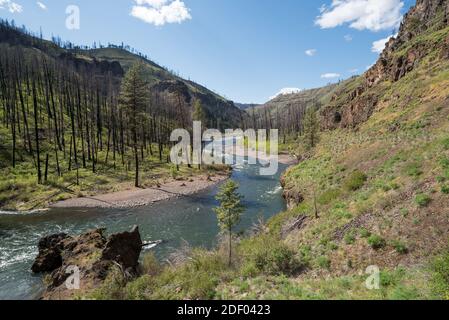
[119,62,149,187]
[214,180,245,266]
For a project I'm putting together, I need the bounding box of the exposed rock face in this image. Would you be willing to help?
[280,173,304,209]
[321,0,449,129]
[32,226,143,299]
[101,226,143,271]
[31,233,69,273]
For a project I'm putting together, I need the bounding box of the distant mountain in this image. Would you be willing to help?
[235,103,260,110]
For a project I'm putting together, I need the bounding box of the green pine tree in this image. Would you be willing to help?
[213,180,245,266]
[192,99,206,124]
[119,62,149,187]
[302,107,320,150]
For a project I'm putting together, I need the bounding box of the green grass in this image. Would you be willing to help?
[367,235,387,250]
[343,170,367,191]
[415,194,432,208]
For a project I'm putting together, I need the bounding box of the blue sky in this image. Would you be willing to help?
[0,0,415,103]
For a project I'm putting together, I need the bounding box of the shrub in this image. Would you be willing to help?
[388,286,420,300]
[441,185,449,194]
[392,241,408,254]
[405,162,423,178]
[440,157,449,170]
[367,235,386,250]
[125,275,154,300]
[254,244,301,276]
[442,138,449,150]
[431,251,449,299]
[140,253,162,276]
[360,228,372,238]
[415,194,431,207]
[240,236,302,276]
[150,250,228,300]
[344,231,357,245]
[317,256,331,270]
[318,188,342,205]
[88,266,126,300]
[344,170,367,191]
[170,165,178,179]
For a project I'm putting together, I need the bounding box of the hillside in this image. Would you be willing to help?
[82,0,449,300]
[0,21,234,211]
[0,21,243,129]
[84,47,242,129]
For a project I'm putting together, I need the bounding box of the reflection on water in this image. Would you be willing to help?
[0,159,288,300]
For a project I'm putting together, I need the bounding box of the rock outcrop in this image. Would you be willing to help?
[321,0,449,130]
[32,226,143,299]
[280,173,304,209]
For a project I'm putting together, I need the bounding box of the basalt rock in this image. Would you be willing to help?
[32,226,143,299]
[101,225,143,271]
[321,0,449,130]
[31,233,69,273]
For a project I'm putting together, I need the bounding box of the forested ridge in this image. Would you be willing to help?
[0,20,236,210]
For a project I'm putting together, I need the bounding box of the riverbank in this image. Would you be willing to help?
[51,172,230,209]
[226,145,298,166]
[50,150,297,209]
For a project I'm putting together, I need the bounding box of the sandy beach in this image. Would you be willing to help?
[51,173,230,209]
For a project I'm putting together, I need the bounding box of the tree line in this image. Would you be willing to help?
[0,42,194,187]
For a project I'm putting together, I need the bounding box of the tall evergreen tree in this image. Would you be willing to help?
[214,180,245,266]
[192,99,206,125]
[302,107,320,150]
[118,62,149,187]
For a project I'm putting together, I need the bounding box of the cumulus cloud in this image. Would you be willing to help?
[269,88,302,100]
[321,73,341,79]
[131,0,191,26]
[305,49,317,56]
[372,34,397,53]
[0,0,22,13]
[36,1,46,10]
[316,0,404,32]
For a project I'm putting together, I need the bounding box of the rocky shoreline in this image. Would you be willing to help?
[32,226,145,300]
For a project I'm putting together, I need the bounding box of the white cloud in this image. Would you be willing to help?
[321,73,341,79]
[36,1,46,10]
[372,34,397,53]
[348,68,359,73]
[131,0,191,26]
[366,62,376,70]
[305,49,317,56]
[316,0,404,32]
[269,88,302,100]
[0,0,22,13]
[344,34,353,42]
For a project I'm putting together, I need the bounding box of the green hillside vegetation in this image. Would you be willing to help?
[0,21,233,211]
[83,0,449,300]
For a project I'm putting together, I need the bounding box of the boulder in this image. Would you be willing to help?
[101,226,143,271]
[31,226,144,299]
[31,233,69,273]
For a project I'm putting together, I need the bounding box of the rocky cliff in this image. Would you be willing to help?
[321,0,449,129]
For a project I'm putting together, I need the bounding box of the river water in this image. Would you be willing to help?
[0,156,288,300]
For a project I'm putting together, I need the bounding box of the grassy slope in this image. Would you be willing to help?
[83,14,449,300]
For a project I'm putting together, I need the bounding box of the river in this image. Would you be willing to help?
[0,156,289,300]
